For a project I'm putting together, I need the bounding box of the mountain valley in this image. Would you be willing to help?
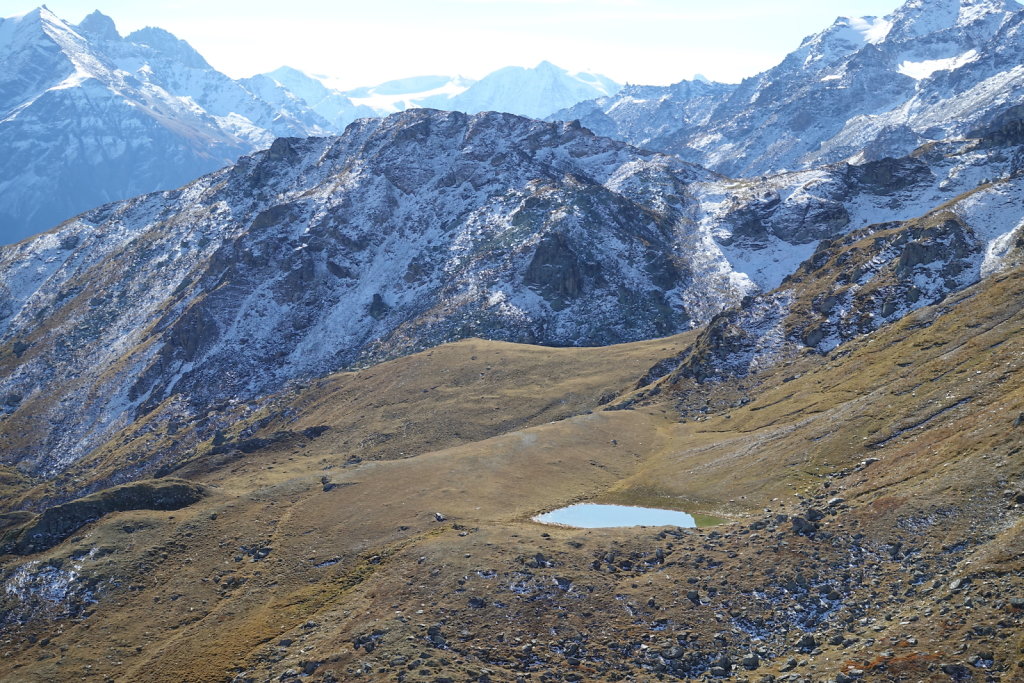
[1,0,1024,681]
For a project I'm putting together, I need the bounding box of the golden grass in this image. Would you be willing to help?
[1,268,1022,681]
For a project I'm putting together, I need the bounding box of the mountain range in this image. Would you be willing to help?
[0,7,619,244]
[267,62,620,124]
[2,0,1024,681]
[553,0,1024,176]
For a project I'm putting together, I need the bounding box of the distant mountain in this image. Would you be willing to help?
[341,74,475,114]
[264,61,620,122]
[443,61,620,119]
[551,0,1024,176]
[0,7,330,244]
[258,66,379,128]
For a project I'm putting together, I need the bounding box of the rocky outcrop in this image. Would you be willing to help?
[639,207,986,396]
[0,479,206,556]
[523,232,586,309]
[845,156,934,195]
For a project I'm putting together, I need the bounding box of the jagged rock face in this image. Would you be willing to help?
[0,8,332,244]
[6,105,1022,478]
[551,0,1024,176]
[653,202,1001,391]
[0,110,730,476]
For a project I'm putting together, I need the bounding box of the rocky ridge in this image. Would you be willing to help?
[552,0,1024,177]
[3,99,1024,490]
[0,109,724,481]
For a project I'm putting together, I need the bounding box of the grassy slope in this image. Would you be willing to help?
[0,268,1022,681]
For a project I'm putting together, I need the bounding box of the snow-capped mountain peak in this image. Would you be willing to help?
[75,10,119,42]
[444,61,620,119]
[888,0,961,39]
[886,0,1020,42]
[264,60,619,123]
[125,26,212,70]
[794,15,892,68]
[0,8,78,112]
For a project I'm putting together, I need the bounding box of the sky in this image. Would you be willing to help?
[13,1,906,88]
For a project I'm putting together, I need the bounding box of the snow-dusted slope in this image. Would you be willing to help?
[259,66,378,128]
[5,106,1024,479]
[0,110,725,476]
[552,0,1024,177]
[0,8,329,245]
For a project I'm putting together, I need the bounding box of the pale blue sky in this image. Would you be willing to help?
[15,1,906,87]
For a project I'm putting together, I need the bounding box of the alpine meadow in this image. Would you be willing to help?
[1,1,1024,681]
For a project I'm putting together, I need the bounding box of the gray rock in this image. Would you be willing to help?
[663,645,685,660]
[791,517,816,536]
[795,634,817,652]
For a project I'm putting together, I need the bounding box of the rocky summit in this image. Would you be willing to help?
[1,0,1024,681]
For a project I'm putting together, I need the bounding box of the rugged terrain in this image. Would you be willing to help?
[554,0,1024,177]
[3,104,1022,495]
[0,257,1021,682]
[0,7,619,244]
[2,0,1024,680]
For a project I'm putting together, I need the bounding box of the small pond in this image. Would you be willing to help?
[534,503,720,529]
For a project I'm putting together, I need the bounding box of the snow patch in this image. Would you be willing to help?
[981,219,1024,276]
[898,50,978,80]
[849,16,893,44]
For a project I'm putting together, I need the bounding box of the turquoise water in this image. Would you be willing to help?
[534,503,698,529]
